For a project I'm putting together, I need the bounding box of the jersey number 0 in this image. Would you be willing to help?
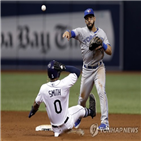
[54,99,62,114]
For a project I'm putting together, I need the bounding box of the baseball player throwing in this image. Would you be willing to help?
[28,60,96,137]
[63,8,112,131]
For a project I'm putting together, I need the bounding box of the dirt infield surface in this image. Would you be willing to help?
[1,111,141,141]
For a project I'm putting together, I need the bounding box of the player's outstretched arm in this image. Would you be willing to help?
[65,66,80,78]
[28,101,39,118]
[62,31,72,41]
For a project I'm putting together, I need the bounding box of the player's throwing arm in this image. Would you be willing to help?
[62,31,71,41]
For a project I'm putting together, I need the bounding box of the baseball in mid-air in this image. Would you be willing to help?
[41,5,46,11]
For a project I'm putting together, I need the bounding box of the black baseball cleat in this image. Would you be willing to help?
[89,93,96,118]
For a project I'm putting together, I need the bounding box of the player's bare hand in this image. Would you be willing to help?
[62,31,71,41]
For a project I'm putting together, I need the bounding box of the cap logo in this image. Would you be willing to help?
[48,63,51,68]
[51,74,54,78]
[87,9,91,13]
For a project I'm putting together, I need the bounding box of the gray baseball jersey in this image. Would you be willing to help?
[72,27,110,66]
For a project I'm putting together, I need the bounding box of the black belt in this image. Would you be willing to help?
[84,61,102,69]
[52,117,69,128]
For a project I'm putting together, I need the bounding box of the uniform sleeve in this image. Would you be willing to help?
[35,85,44,105]
[72,27,82,38]
[61,73,78,88]
[102,30,111,45]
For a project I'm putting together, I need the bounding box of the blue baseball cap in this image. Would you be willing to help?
[84,8,94,18]
[47,60,60,79]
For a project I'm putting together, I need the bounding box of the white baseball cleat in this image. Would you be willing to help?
[54,132,60,137]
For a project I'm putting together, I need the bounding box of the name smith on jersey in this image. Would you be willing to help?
[48,89,61,97]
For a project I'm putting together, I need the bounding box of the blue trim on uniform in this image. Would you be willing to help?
[94,28,99,33]
[84,61,102,69]
[71,31,76,38]
[103,43,108,51]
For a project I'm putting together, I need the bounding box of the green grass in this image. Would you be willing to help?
[1,72,141,114]
[105,74,141,114]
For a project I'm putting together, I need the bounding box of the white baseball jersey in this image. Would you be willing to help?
[72,27,110,66]
[35,73,77,126]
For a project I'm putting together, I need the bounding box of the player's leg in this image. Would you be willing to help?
[52,106,86,137]
[55,103,95,136]
[69,103,96,125]
[94,64,109,130]
[69,105,86,123]
[78,68,94,107]
[75,68,94,128]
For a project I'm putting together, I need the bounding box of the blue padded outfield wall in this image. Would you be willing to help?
[1,1,141,71]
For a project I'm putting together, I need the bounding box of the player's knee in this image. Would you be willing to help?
[96,83,104,94]
[97,87,105,97]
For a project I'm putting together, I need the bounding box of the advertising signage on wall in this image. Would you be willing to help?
[1,1,123,70]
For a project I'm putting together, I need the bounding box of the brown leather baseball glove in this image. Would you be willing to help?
[89,36,103,51]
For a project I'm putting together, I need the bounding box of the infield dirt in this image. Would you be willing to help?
[1,111,141,141]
